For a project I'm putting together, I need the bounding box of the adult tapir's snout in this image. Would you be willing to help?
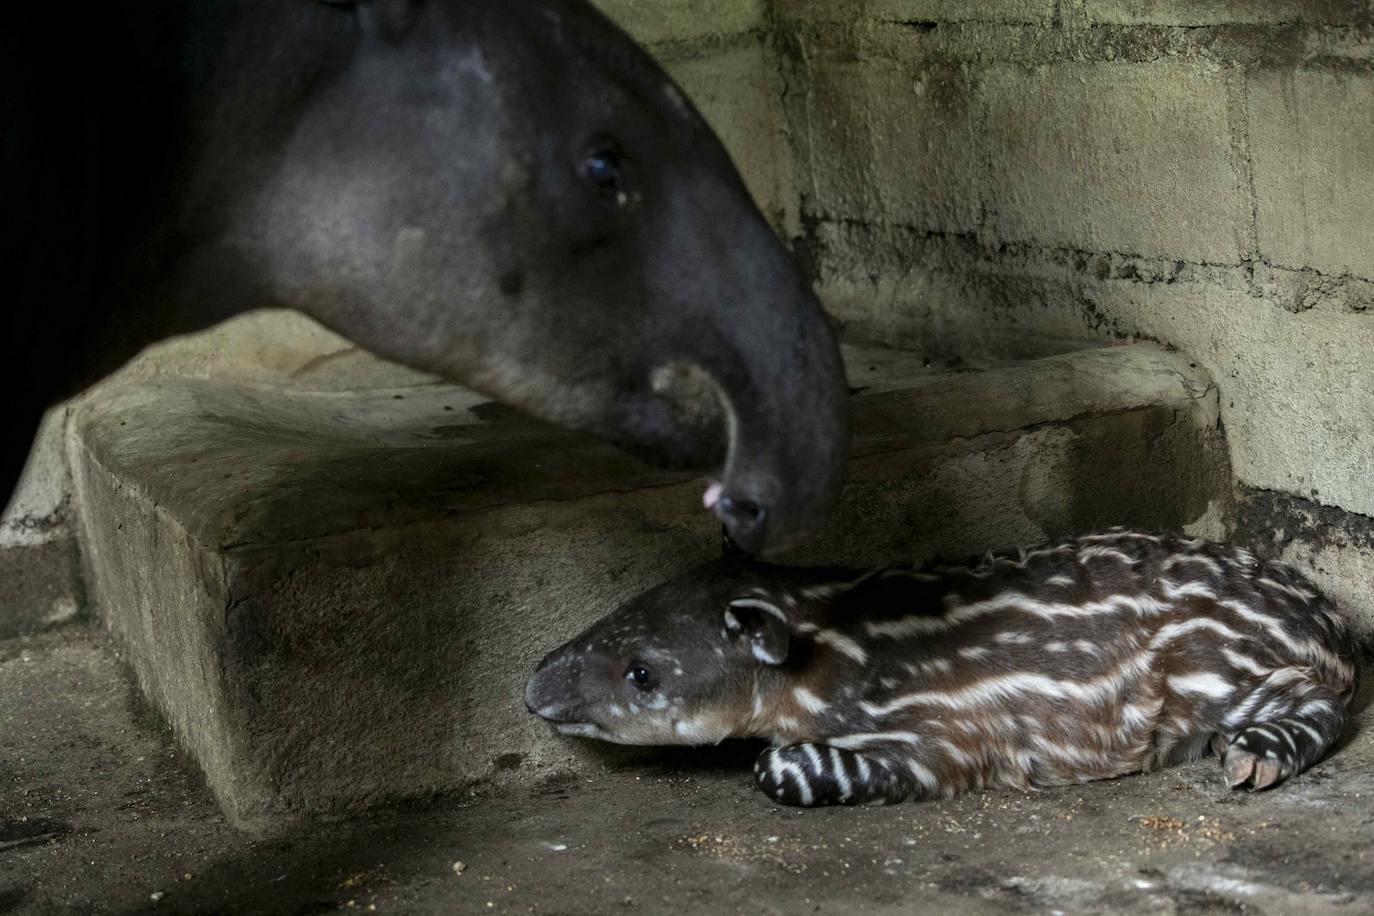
[650,203,851,555]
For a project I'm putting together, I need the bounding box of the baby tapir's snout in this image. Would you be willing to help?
[524,561,795,746]
[524,644,583,723]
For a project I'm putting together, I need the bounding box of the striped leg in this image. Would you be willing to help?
[754,743,911,807]
[1220,686,1347,791]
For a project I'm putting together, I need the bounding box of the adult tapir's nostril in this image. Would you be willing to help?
[716,496,768,556]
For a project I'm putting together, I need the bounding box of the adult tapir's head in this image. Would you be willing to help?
[249,0,849,552]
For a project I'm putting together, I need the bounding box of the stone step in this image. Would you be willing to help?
[67,343,1230,829]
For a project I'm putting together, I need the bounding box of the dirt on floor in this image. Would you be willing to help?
[2,626,1372,916]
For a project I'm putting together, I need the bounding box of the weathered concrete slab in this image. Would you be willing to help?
[68,344,1230,828]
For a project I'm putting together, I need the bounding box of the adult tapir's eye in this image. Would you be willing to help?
[583,149,624,195]
[625,664,656,691]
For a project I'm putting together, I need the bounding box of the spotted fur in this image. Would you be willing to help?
[525,529,1361,806]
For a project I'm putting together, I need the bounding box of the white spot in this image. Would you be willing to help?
[815,629,868,664]
[1164,554,1224,577]
[831,731,924,749]
[794,687,830,715]
[1168,672,1236,700]
[554,723,603,739]
[1257,577,1316,601]
[1220,647,1271,677]
[801,743,824,774]
[729,598,787,623]
[792,769,815,806]
[1078,545,1134,564]
[866,615,949,639]
[830,747,853,801]
[1160,579,1218,602]
[673,718,714,742]
[1148,615,1247,650]
[906,759,940,792]
[752,643,784,665]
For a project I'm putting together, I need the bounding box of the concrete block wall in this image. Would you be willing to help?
[774,0,1374,633]
[0,0,792,633]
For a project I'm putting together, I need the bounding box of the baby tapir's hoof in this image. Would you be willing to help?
[1217,710,1344,791]
[1224,747,1285,790]
[754,743,910,807]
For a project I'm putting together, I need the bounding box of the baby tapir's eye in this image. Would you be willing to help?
[625,664,657,691]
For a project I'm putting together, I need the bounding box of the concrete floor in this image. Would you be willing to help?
[3,626,1372,916]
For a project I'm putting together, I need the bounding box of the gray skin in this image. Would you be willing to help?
[1,0,849,554]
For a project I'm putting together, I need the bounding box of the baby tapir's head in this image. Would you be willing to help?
[525,559,834,745]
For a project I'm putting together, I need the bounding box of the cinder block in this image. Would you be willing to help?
[871,0,1056,22]
[1085,0,1363,25]
[778,0,1054,25]
[799,54,983,232]
[68,345,1229,827]
[667,45,795,230]
[981,62,1251,263]
[591,0,766,45]
[1250,69,1374,280]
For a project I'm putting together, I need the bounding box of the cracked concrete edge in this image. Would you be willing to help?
[63,344,1217,557]
[64,416,266,827]
[1234,486,1374,639]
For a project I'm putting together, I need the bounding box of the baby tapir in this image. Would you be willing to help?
[525,529,1360,806]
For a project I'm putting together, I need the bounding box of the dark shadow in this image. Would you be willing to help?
[105,803,471,916]
[0,887,29,915]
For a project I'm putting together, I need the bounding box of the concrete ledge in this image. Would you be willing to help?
[68,343,1230,828]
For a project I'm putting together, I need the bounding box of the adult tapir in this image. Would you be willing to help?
[1,0,849,554]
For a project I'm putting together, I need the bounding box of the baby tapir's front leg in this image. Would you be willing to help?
[754,743,922,806]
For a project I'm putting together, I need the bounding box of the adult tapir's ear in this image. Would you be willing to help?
[723,598,790,665]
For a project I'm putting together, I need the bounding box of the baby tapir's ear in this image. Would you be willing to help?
[724,598,789,665]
